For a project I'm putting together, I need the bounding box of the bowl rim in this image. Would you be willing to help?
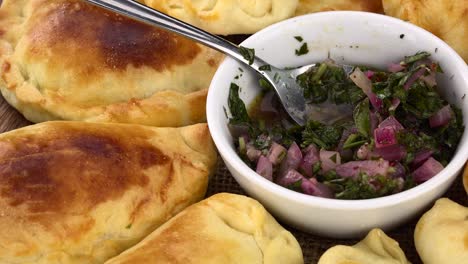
[207,11,468,210]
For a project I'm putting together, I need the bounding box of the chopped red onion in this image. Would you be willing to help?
[411,149,434,168]
[429,105,453,128]
[350,67,372,94]
[276,169,303,186]
[299,144,320,177]
[404,68,425,90]
[389,98,401,112]
[336,160,390,178]
[246,144,261,162]
[412,157,444,183]
[320,150,341,173]
[365,70,375,79]
[374,126,398,148]
[302,178,334,198]
[267,142,287,165]
[388,63,405,73]
[389,162,406,178]
[370,111,380,134]
[374,144,407,161]
[356,144,371,160]
[378,116,404,131]
[279,142,303,176]
[350,68,383,109]
[256,155,273,181]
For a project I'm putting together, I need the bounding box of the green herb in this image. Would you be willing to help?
[259,78,273,90]
[295,42,309,56]
[239,46,255,65]
[313,162,322,175]
[294,36,303,42]
[330,153,337,163]
[343,133,367,149]
[126,223,132,229]
[238,137,246,155]
[228,83,250,123]
[328,173,400,199]
[259,64,271,71]
[403,51,431,64]
[353,98,371,138]
[287,179,303,192]
[302,120,343,150]
[297,64,365,104]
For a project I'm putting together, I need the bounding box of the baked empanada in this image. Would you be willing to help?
[0,121,217,264]
[383,0,468,62]
[0,0,223,126]
[414,198,468,264]
[143,0,298,35]
[318,228,410,264]
[295,0,383,16]
[105,193,304,264]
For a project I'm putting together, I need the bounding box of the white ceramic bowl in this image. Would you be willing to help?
[207,11,468,238]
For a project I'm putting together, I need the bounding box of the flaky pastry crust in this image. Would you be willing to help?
[105,193,304,264]
[0,0,223,126]
[0,121,217,263]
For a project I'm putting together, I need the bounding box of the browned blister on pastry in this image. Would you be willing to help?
[0,0,223,126]
[0,121,217,264]
[295,0,383,16]
[105,193,304,264]
[383,0,468,62]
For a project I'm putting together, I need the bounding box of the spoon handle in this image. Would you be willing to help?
[85,0,269,70]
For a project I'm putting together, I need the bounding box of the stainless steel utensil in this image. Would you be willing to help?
[85,0,318,125]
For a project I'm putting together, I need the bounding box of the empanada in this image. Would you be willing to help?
[0,0,223,126]
[0,121,217,264]
[143,0,298,35]
[295,0,383,16]
[414,198,468,264]
[105,193,304,264]
[318,228,410,264]
[383,0,468,62]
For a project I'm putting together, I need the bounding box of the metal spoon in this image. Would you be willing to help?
[85,0,315,125]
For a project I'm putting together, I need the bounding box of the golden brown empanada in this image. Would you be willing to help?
[295,0,383,16]
[143,0,298,35]
[105,193,304,264]
[414,198,468,264]
[0,0,223,126]
[383,0,468,62]
[0,121,217,264]
[318,228,410,264]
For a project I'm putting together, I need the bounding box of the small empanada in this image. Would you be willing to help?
[105,193,304,264]
[0,121,217,264]
[295,0,383,16]
[0,0,223,126]
[414,198,468,264]
[143,0,298,35]
[383,0,468,62]
[318,228,410,264]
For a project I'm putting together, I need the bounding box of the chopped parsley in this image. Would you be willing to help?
[239,46,255,65]
[295,42,309,56]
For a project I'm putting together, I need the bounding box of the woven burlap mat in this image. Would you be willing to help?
[206,159,468,264]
